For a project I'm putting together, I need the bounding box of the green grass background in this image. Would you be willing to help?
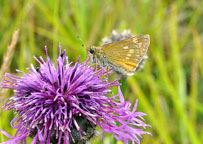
[0,0,203,143]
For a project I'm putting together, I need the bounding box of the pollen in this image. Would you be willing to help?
[123,46,128,49]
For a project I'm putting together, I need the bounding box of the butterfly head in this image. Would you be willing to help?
[88,46,97,64]
[89,46,108,67]
[89,46,95,54]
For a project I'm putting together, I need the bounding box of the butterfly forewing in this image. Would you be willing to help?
[101,35,150,73]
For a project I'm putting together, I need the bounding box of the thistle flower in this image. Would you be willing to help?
[0,44,151,144]
[101,29,133,45]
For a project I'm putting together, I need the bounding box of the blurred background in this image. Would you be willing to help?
[0,0,203,143]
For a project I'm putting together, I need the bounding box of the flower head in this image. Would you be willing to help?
[101,30,133,45]
[0,44,151,144]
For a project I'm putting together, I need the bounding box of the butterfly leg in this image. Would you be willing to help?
[107,66,109,75]
[105,66,110,80]
[95,56,97,71]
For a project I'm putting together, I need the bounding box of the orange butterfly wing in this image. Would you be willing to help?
[101,35,150,73]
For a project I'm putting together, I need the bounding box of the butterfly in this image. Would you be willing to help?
[88,34,150,76]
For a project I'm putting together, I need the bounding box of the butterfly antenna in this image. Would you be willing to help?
[77,36,87,48]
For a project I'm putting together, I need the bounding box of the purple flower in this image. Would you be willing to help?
[0,44,151,144]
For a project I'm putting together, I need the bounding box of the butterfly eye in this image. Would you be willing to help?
[89,48,94,54]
